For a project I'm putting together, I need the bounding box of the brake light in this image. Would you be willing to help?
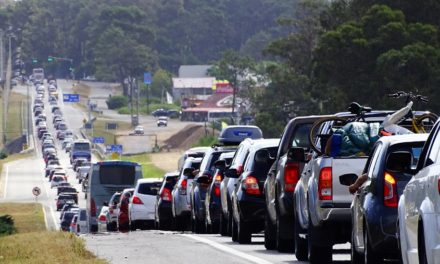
[284,162,300,192]
[318,167,332,200]
[98,214,106,221]
[213,184,221,197]
[91,198,96,216]
[132,195,144,205]
[179,179,187,195]
[243,176,261,195]
[384,172,398,207]
[161,188,172,201]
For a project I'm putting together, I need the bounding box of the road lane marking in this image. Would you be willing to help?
[3,165,9,198]
[181,234,273,264]
[42,204,49,230]
[50,206,58,231]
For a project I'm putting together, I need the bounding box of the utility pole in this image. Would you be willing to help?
[0,30,3,82]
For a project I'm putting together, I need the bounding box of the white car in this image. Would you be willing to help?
[398,124,440,264]
[51,175,67,189]
[157,116,168,127]
[134,125,144,135]
[128,178,162,230]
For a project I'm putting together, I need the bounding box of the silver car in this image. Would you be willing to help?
[171,157,202,230]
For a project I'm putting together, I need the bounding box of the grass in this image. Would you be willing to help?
[121,153,165,179]
[192,135,218,147]
[0,92,3,148]
[0,203,106,264]
[85,119,131,145]
[5,92,27,143]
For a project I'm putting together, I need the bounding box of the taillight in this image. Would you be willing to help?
[213,184,221,197]
[318,167,332,200]
[161,188,172,201]
[98,214,106,221]
[132,195,144,205]
[179,179,187,195]
[243,176,261,195]
[284,162,300,192]
[91,198,96,216]
[213,173,222,197]
[384,172,397,208]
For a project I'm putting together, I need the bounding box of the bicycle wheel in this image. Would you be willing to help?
[412,113,438,133]
[308,116,348,156]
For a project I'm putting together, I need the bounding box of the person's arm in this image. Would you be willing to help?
[349,173,368,194]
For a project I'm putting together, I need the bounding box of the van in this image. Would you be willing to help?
[86,161,142,232]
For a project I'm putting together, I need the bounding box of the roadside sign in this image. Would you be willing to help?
[63,93,80,102]
[32,187,41,197]
[144,72,152,85]
[93,137,105,144]
[106,144,123,154]
[111,152,119,159]
[84,123,93,129]
[106,123,118,130]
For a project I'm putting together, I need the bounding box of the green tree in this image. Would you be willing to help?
[149,69,173,101]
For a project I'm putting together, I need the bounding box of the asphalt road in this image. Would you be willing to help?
[1,80,352,263]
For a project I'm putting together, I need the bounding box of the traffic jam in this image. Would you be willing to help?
[34,76,440,264]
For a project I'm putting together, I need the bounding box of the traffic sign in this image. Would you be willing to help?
[144,72,152,85]
[111,152,119,159]
[106,123,118,130]
[63,93,80,102]
[93,137,105,144]
[106,144,123,154]
[32,187,41,197]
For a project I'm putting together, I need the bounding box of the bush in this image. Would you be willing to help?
[106,96,128,109]
[117,106,130,115]
[0,215,16,236]
[0,151,8,159]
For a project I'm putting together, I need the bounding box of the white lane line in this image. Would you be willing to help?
[3,165,9,198]
[181,234,273,264]
[42,204,49,230]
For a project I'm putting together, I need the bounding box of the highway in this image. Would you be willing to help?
[0,80,352,263]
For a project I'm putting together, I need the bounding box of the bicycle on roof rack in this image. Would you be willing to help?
[308,92,438,156]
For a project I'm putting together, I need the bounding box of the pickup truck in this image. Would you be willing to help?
[294,111,393,263]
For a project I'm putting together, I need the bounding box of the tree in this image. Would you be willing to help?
[149,69,173,101]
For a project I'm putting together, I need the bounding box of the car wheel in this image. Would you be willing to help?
[175,215,184,231]
[364,228,381,264]
[194,216,205,234]
[264,212,277,250]
[130,220,136,231]
[237,216,252,244]
[294,214,308,261]
[418,222,428,264]
[231,217,238,242]
[351,229,363,264]
[308,221,332,264]
[211,220,220,234]
[219,212,228,236]
[276,215,294,252]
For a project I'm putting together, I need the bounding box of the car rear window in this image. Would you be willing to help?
[138,182,162,195]
[290,123,313,148]
[99,165,135,185]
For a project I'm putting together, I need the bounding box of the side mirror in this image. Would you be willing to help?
[225,168,239,178]
[288,147,305,162]
[214,159,226,170]
[339,173,358,186]
[103,202,109,207]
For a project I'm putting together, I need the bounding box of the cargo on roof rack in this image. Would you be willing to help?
[218,125,263,145]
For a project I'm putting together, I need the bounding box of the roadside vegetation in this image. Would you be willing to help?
[0,203,105,264]
[84,119,131,145]
[193,135,218,147]
[5,92,27,143]
[122,153,165,179]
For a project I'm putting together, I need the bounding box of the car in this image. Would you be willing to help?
[60,210,78,231]
[73,158,88,171]
[105,192,121,232]
[204,151,234,234]
[134,125,144,135]
[56,193,77,211]
[97,205,109,233]
[45,160,60,177]
[264,115,322,252]
[152,109,168,117]
[118,188,134,232]
[157,117,168,127]
[75,209,88,234]
[76,166,90,183]
[60,202,79,220]
[155,172,180,230]
[69,214,79,233]
[62,138,74,149]
[190,145,236,233]
[231,139,279,243]
[171,157,203,231]
[348,134,428,263]
[57,186,78,196]
[51,175,67,189]
[177,147,210,172]
[398,121,440,264]
[129,178,162,230]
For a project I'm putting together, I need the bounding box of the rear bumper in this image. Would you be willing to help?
[158,202,172,221]
[238,195,265,222]
[130,205,155,221]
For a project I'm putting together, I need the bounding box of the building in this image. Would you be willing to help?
[178,65,212,78]
[172,77,215,101]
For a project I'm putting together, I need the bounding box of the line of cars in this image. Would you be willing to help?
[95,111,440,264]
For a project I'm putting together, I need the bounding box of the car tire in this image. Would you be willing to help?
[194,217,205,234]
[237,216,252,244]
[175,215,185,231]
[351,229,363,264]
[211,220,220,234]
[364,228,381,264]
[294,214,308,261]
[276,215,294,252]
[219,212,228,236]
[232,217,238,242]
[264,212,277,250]
[418,222,428,264]
[130,220,136,231]
[308,222,332,264]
